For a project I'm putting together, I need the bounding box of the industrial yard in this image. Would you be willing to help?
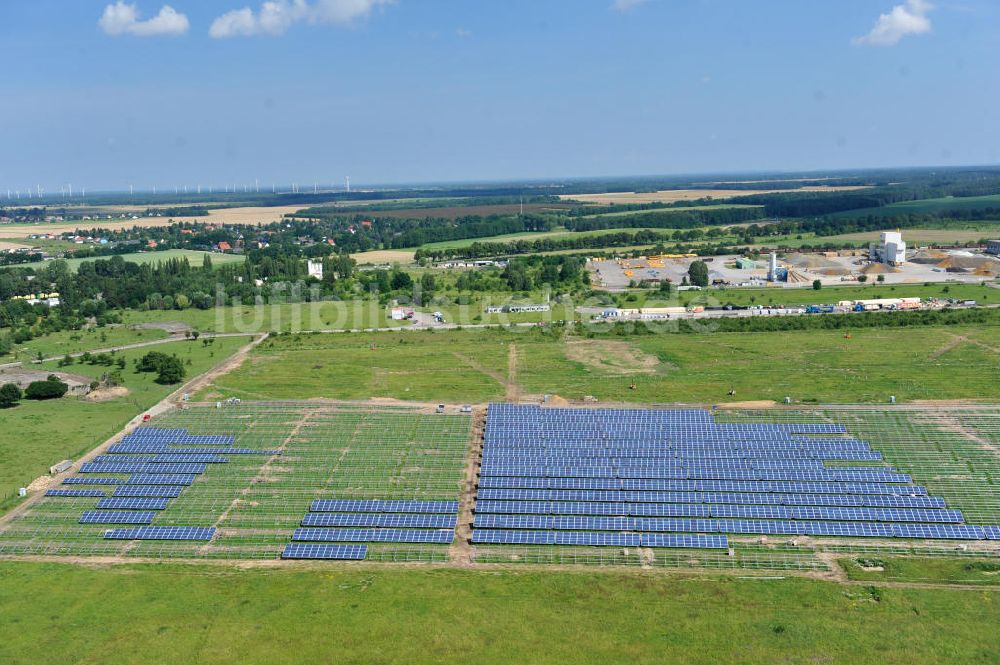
[589,244,1000,291]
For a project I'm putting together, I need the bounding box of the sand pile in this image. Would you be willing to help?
[862,263,900,275]
[909,248,950,264]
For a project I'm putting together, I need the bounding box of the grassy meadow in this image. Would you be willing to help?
[199,323,1000,404]
[0,336,248,505]
[0,562,996,665]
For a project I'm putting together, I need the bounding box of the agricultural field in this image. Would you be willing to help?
[0,206,294,238]
[312,203,575,220]
[561,186,869,206]
[0,336,248,506]
[199,323,1000,405]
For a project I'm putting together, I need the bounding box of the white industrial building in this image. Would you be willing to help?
[869,231,906,266]
[307,259,323,279]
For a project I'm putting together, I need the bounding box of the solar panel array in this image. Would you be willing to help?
[48,427,253,544]
[287,499,459,556]
[474,404,1000,545]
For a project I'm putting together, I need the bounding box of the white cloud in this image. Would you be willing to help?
[855,0,933,46]
[456,27,472,38]
[98,2,189,37]
[611,0,649,12]
[210,0,394,38]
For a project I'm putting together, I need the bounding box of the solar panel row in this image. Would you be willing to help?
[62,477,124,485]
[125,474,197,485]
[281,543,368,560]
[292,528,455,544]
[477,475,928,496]
[79,510,156,525]
[308,499,459,514]
[473,514,989,538]
[480,466,911,483]
[301,513,458,529]
[45,489,106,498]
[80,462,207,475]
[108,443,278,455]
[471,529,729,549]
[476,488,945,509]
[475,500,961,523]
[96,497,171,510]
[111,485,185,498]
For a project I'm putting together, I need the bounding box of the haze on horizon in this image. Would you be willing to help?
[2,0,999,193]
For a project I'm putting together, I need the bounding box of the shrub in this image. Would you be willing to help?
[24,377,69,400]
[0,383,22,408]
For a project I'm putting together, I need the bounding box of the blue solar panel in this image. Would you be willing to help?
[301,513,457,529]
[474,514,553,530]
[982,526,1000,540]
[642,534,728,549]
[553,532,640,546]
[62,477,123,485]
[104,526,215,541]
[45,489,105,497]
[471,529,556,545]
[112,485,185,498]
[890,524,984,540]
[125,474,196,485]
[80,510,156,524]
[553,516,631,532]
[80,462,207,474]
[149,454,229,464]
[292,528,454,544]
[308,500,458,514]
[477,404,978,543]
[96,497,170,510]
[281,543,368,560]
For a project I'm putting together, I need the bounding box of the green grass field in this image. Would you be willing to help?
[0,336,248,505]
[5,325,170,362]
[841,556,1000,586]
[122,302,410,333]
[201,324,1000,404]
[59,249,245,272]
[829,194,1000,219]
[627,281,996,308]
[0,563,996,665]
[416,226,734,252]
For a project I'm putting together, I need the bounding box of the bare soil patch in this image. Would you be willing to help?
[715,400,779,409]
[565,339,662,374]
[130,321,193,334]
[82,386,130,402]
[0,205,307,238]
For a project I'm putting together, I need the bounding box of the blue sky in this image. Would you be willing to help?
[2,0,999,193]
